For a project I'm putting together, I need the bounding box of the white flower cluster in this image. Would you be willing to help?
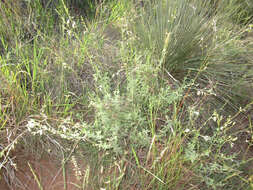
[26,118,86,141]
[64,17,77,37]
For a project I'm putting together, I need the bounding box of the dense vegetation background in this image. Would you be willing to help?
[0,0,253,189]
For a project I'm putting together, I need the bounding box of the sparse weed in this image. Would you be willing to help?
[0,0,253,189]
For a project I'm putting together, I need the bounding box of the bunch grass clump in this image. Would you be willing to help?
[133,0,253,109]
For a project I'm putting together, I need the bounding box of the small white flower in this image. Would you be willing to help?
[72,21,76,28]
[27,119,37,129]
[42,125,47,130]
[38,129,43,136]
[202,135,211,141]
[67,19,70,25]
[193,111,199,116]
[61,125,67,133]
[67,30,72,36]
[60,134,67,139]
[184,128,190,133]
[62,62,68,69]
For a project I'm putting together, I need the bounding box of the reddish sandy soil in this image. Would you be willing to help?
[0,152,81,190]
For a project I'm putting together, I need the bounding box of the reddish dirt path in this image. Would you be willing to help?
[0,152,81,190]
